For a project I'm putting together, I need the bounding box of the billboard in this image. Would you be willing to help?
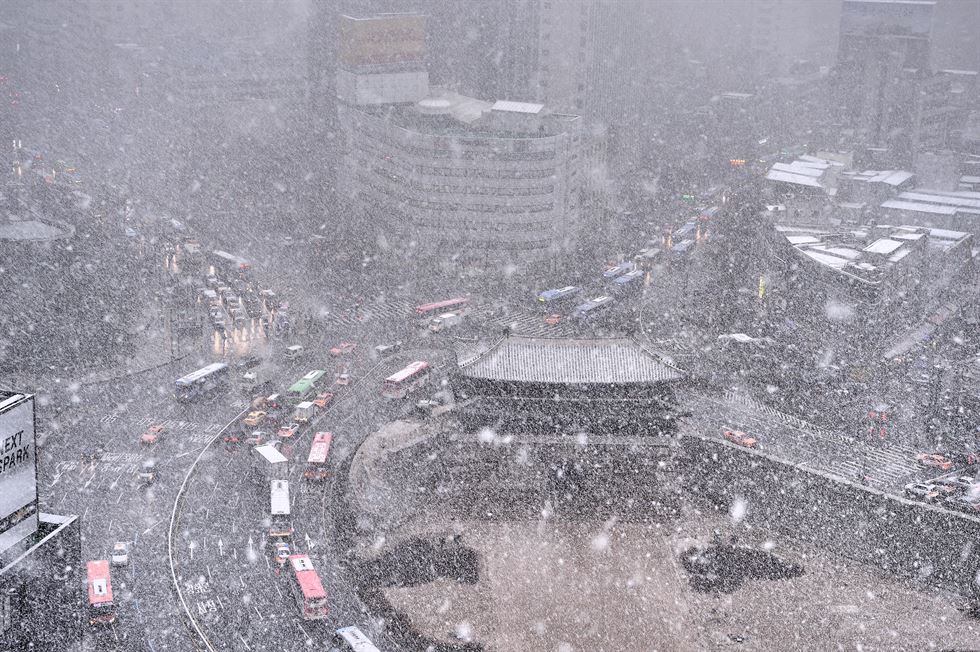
[339,14,427,68]
[0,393,38,554]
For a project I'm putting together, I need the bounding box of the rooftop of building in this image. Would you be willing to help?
[353,89,581,139]
[776,223,971,285]
[456,336,685,385]
[882,188,980,218]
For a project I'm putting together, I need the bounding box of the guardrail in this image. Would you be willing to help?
[168,405,248,652]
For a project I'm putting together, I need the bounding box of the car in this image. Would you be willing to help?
[932,476,972,494]
[277,423,300,439]
[334,373,351,387]
[952,451,980,466]
[137,460,156,487]
[236,356,261,370]
[140,424,165,445]
[223,431,241,445]
[329,342,357,357]
[243,411,267,427]
[903,482,940,502]
[374,342,402,357]
[915,452,954,471]
[313,391,335,409]
[274,541,291,566]
[111,542,129,567]
[723,428,757,448]
[544,314,562,326]
[244,431,269,446]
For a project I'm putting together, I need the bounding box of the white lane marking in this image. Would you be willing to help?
[142,518,165,536]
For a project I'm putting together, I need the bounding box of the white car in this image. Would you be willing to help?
[111,542,129,567]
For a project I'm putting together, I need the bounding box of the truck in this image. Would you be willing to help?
[429,312,464,333]
[253,443,289,482]
[242,367,272,396]
[293,401,316,424]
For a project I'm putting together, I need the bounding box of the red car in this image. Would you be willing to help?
[140,425,165,445]
[916,452,954,471]
[329,342,357,357]
[544,314,562,326]
[723,429,757,449]
[277,423,300,439]
[313,391,334,409]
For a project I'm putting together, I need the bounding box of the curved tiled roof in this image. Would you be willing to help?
[456,336,684,384]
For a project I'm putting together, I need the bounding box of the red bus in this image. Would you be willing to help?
[414,297,469,320]
[288,554,329,620]
[382,361,431,399]
[304,432,332,481]
[86,560,116,625]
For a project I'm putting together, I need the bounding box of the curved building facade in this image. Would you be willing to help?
[338,94,597,273]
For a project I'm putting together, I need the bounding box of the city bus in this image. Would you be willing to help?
[572,295,615,321]
[536,286,581,307]
[414,297,469,322]
[335,626,382,652]
[602,261,635,280]
[671,239,696,258]
[633,247,661,271]
[612,269,645,295]
[86,560,116,626]
[288,554,330,620]
[382,361,431,399]
[287,370,327,404]
[269,479,293,538]
[304,432,332,481]
[208,250,251,280]
[672,221,697,241]
[174,362,230,401]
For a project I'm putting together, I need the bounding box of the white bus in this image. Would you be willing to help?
[335,626,382,652]
[382,361,431,399]
[572,295,615,321]
[208,249,251,280]
[174,363,230,401]
[269,479,292,538]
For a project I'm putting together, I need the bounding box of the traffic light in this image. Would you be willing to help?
[867,409,888,439]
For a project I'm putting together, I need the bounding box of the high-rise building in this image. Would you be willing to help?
[746,0,839,77]
[334,13,601,275]
[834,0,951,164]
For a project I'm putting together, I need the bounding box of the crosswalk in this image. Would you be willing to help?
[716,390,921,488]
[722,390,840,439]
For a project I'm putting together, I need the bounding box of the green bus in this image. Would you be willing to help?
[287,370,327,404]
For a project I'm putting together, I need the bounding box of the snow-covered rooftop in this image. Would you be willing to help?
[778,223,969,284]
[457,336,684,384]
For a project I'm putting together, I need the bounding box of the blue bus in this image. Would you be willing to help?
[671,239,696,257]
[536,286,582,306]
[612,269,645,294]
[602,261,635,280]
[572,295,615,321]
[672,222,697,240]
[633,247,661,271]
